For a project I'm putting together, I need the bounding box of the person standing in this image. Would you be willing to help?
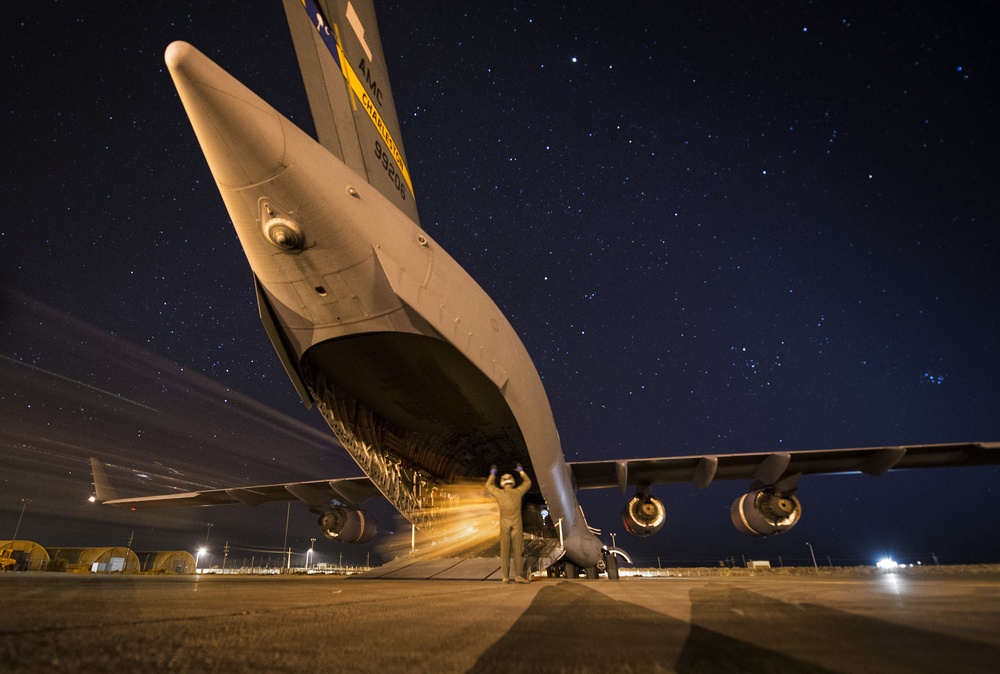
[486,464,532,583]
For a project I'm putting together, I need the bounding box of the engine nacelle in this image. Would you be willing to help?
[731,488,801,536]
[622,494,666,536]
[318,507,377,544]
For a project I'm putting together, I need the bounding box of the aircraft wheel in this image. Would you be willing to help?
[585,565,599,579]
[606,552,620,580]
[563,561,577,578]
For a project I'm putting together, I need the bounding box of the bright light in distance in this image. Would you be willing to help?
[198,547,207,555]
[876,557,899,569]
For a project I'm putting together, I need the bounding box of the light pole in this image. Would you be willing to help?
[806,542,818,571]
[282,502,291,574]
[308,538,316,570]
[125,530,135,573]
[201,523,213,567]
[11,498,30,541]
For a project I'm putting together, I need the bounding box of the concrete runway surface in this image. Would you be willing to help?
[2,572,999,673]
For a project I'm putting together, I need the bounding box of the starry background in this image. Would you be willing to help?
[2,1,998,567]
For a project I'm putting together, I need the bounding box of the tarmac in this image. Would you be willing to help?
[2,571,1000,673]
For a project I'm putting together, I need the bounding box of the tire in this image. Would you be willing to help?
[606,552,620,580]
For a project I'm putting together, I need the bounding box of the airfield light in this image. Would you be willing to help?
[88,495,97,503]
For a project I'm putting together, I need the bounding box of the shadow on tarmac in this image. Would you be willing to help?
[468,581,999,673]
[682,585,999,673]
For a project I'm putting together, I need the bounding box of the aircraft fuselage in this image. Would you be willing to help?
[165,41,603,567]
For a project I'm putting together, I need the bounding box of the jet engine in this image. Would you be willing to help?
[731,488,801,536]
[318,507,377,544]
[622,494,666,536]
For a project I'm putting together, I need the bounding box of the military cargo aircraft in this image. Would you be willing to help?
[92,0,999,577]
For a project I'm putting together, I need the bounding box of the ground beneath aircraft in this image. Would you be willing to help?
[2,572,999,672]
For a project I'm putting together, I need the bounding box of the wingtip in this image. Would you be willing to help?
[89,457,119,503]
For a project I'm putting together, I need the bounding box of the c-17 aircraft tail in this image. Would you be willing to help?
[92,1,1000,577]
[283,0,418,224]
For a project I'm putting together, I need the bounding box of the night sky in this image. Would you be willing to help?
[3,1,998,568]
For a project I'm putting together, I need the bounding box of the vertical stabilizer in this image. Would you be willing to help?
[283,0,420,224]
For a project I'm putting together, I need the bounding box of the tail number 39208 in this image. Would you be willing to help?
[374,140,407,201]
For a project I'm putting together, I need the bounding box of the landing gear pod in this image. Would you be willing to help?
[319,507,377,544]
[731,488,801,536]
[622,494,666,536]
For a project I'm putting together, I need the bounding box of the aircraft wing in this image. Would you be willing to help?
[282,0,419,224]
[90,457,381,510]
[570,441,1000,492]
